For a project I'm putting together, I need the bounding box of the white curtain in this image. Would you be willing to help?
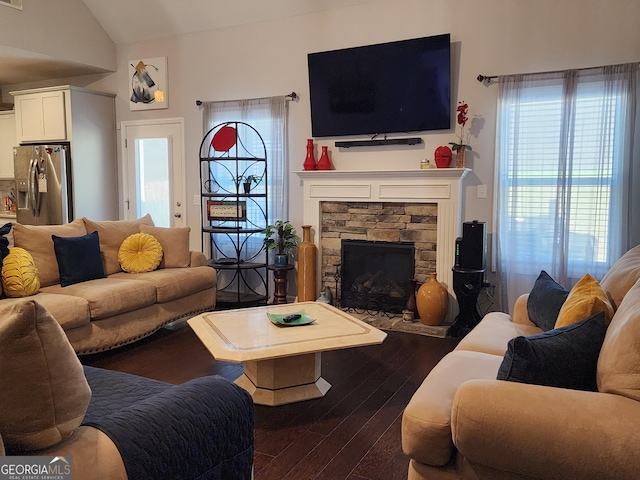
[494,63,638,312]
[202,96,289,224]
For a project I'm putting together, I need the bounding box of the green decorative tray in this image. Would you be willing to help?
[267,310,315,327]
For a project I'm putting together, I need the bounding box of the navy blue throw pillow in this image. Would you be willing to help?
[52,231,106,287]
[0,222,11,263]
[527,270,570,331]
[497,311,607,391]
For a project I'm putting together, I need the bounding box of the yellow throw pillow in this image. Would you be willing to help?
[555,273,614,328]
[82,214,154,275]
[118,233,163,273]
[1,247,40,297]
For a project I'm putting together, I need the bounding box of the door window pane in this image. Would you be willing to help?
[135,138,170,227]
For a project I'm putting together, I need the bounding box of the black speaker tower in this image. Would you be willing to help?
[449,220,487,337]
[456,220,486,270]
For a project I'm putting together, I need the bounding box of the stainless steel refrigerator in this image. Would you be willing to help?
[13,144,73,225]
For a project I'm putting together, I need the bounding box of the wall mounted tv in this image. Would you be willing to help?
[308,33,451,138]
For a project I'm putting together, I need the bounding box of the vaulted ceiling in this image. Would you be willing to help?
[81,0,377,45]
[0,0,377,87]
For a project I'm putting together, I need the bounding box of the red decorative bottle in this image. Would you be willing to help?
[317,146,332,170]
[303,139,317,170]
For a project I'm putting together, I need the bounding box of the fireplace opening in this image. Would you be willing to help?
[340,240,415,314]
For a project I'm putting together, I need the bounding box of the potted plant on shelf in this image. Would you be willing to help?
[263,220,298,267]
[449,101,472,168]
[241,174,260,194]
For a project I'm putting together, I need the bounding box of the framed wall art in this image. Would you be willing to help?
[207,200,247,222]
[128,57,168,111]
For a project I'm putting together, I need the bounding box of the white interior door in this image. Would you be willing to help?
[122,119,185,227]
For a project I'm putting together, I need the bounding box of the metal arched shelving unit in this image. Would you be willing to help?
[199,121,268,307]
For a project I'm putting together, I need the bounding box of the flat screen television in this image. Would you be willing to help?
[308,33,451,138]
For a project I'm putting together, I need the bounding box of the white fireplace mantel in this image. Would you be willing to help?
[296,168,470,319]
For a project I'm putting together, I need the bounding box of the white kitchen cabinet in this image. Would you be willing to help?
[0,111,16,178]
[12,90,66,143]
[9,85,118,221]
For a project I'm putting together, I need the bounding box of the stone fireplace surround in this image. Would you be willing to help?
[296,168,469,323]
[322,202,436,307]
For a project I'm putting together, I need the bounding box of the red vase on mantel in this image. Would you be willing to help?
[303,138,317,170]
[317,146,333,170]
[434,146,453,168]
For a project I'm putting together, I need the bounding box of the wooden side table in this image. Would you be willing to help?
[268,264,295,304]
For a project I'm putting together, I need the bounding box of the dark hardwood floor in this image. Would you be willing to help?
[82,321,459,480]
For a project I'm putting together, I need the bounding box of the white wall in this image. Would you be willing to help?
[10,0,640,261]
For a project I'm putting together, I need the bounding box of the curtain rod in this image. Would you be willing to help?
[476,74,498,86]
[477,61,640,86]
[195,91,297,106]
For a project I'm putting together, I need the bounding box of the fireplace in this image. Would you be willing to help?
[340,240,415,313]
[296,168,469,323]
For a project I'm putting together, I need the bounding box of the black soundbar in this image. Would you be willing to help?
[335,137,422,148]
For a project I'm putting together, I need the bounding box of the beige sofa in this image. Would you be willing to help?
[1,215,216,354]
[0,298,253,479]
[402,244,640,480]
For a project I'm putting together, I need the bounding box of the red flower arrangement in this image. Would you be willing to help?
[449,101,472,152]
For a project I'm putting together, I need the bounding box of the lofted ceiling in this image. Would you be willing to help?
[0,0,377,89]
[80,0,378,45]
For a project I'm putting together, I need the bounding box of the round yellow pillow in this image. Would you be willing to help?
[118,233,163,273]
[2,247,40,297]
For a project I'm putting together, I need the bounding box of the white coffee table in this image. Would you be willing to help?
[188,302,387,406]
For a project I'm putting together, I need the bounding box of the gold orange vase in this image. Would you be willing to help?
[416,272,449,326]
[297,225,317,302]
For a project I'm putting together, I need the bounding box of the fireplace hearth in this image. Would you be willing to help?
[340,240,414,314]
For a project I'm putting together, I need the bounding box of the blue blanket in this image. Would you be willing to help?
[82,366,254,480]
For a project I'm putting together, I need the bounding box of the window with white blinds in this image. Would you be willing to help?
[495,64,637,312]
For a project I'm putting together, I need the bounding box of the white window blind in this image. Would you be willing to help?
[494,64,638,312]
